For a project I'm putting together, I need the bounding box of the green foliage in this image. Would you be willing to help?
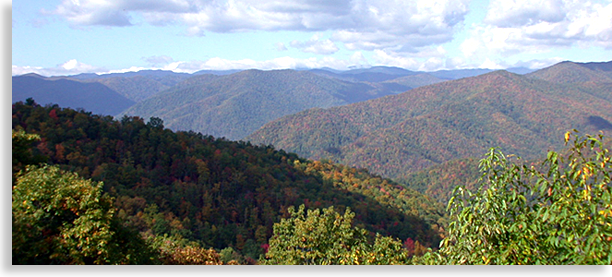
[429,131,612,264]
[12,165,155,264]
[297,159,446,244]
[262,205,409,265]
[145,234,239,265]
[12,127,46,174]
[12,102,443,261]
[401,158,481,203]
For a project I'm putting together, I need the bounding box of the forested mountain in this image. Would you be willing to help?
[85,76,173,102]
[12,74,135,116]
[246,61,612,182]
[13,65,511,145]
[309,66,420,83]
[527,61,612,84]
[119,69,397,141]
[12,101,445,262]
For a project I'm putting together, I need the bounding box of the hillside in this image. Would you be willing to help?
[246,62,612,181]
[12,101,445,261]
[527,61,612,84]
[119,69,396,140]
[12,74,135,116]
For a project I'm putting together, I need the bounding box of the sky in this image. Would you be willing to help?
[11,0,612,76]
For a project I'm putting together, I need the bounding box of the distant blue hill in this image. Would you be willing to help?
[12,74,135,116]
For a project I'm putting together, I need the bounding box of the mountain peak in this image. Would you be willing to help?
[18,73,46,79]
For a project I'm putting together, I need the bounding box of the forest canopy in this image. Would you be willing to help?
[12,100,443,264]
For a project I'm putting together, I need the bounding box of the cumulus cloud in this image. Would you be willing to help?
[274,42,288,51]
[37,0,612,73]
[484,0,567,27]
[474,0,612,54]
[454,0,612,70]
[331,0,469,53]
[46,0,194,26]
[290,34,339,55]
[48,0,470,52]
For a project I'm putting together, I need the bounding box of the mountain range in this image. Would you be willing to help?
[118,69,402,140]
[15,65,533,141]
[11,60,612,262]
[12,61,608,178]
[246,61,612,182]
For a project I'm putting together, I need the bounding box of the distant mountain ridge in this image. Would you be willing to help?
[12,66,532,116]
[527,61,612,84]
[12,74,135,116]
[118,69,397,140]
[8,64,547,141]
[246,61,612,181]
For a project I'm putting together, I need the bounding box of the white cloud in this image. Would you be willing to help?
[193,56,356,71]
[13,55,371,76]
[455,0,612,71]
[371,50,419,70]
[349,51,370,67]
[12,60,105,76]
[479,58,504,69]
[290,34,339,55]
[47,0,194,26]
[49,0,470,52]
[511,57,565,69]
[32,0,611,74]
[274,42,288,51]
[484,0,567,27]
[477,0,612,52]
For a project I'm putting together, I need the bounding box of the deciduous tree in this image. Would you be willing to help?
[424,131,612,265]
[12,165,156,264]
[262,204,409,265]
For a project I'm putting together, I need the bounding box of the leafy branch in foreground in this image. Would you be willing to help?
[12,165,157,264]
[423,130,612,264]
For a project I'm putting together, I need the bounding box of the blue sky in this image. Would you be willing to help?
[11,0,612,76]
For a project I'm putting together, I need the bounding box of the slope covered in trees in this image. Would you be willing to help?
[526,61,612,84]
[119,69,397,140]
[12,101,445,262]
[247,62,612,182]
